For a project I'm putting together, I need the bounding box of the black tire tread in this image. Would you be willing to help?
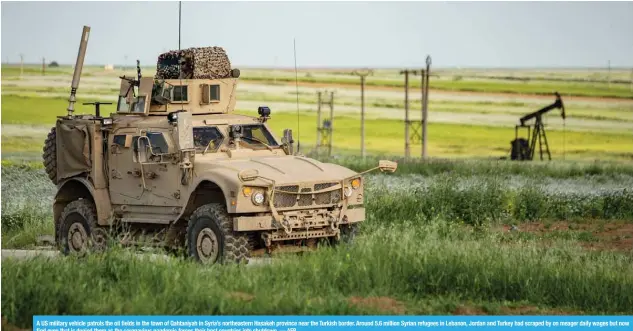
[335,223,361,246]
[57,199,98,255]
[187,203,250,264]
[42,127,57,184]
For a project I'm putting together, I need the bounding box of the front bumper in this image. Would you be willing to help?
[233,206,365,232]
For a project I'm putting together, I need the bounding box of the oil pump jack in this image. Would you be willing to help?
[510,92,566,161]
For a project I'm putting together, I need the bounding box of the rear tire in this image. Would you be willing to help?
[57,199,105,255]
[186,203,250,264]
[42,127,57,184]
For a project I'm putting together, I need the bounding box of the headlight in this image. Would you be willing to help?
[344,186,353,198]
[351,178,361,189]
[252,192,265,205]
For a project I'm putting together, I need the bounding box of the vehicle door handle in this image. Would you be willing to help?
[128,169,142,177]
[127,169,157,179]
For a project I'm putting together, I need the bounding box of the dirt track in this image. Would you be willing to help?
[1,249,60,260]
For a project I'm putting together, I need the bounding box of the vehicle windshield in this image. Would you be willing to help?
[238,124,279,148]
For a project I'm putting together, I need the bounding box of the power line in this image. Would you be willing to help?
[422,55,431,159]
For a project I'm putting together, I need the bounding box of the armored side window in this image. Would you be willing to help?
[193,126,224,152]
[242,124,279,147]
[172,85,188,102]
[113,134,133,149]
[146,132,169,154]
[111,134,133,156]
[117,97,130,113]
[210,85,220,101]
[132,96,147,113]
[113,135,126,146]
[201,84,221,104]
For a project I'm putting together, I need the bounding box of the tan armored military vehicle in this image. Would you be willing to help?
[43,26,397,264]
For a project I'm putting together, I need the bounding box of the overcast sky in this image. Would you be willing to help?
[2,1,632,68]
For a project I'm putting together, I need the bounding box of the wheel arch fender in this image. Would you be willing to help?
[54,178,113,229]
[176,169,240,223]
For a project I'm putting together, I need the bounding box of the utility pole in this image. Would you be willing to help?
[316,91,322,152]
[19,54,24,79]
[607,60,611,89]
[274,56,278,84]
[402,70,410,159]
[352,68,373,158]
[315,90,335,158]
[42,57,46,75]
[400,69,419,158]
[422,55,432,158]
[328,91,334,157]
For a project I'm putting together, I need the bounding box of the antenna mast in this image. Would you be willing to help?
[294,38,301,153]
[178,1,184,113]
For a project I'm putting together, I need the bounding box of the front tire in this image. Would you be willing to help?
[58,199,104,255]
[332,223,361,246]
[186,203,250,264]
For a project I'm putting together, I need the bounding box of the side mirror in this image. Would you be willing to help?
[238,169,259,182]
[281,129,294,155]
[378,160,398,173]
[175,111,194,151]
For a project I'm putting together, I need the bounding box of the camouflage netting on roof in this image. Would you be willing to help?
[155,47,232,79]
[156,46,232,80]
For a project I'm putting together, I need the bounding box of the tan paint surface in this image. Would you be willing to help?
[51,59,395,240]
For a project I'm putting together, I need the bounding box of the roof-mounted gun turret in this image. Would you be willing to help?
[114,46,242,116]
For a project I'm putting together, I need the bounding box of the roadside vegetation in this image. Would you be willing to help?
[3,160,633,249]
[3,200,633,327]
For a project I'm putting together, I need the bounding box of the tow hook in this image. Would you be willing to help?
[330,216,339,231]
[261,232,272,247]
[281,217,293,235]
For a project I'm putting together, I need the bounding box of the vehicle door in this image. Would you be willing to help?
[134,129,182,207]
[108,128,144,205]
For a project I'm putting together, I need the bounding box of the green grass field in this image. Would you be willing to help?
[2,95,632,161]
[242,74,633,99]
[3,226,633,325]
